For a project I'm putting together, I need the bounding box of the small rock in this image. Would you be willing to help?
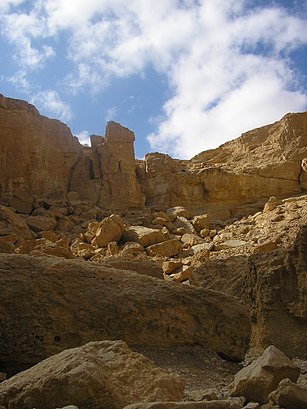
[269,378,307,409]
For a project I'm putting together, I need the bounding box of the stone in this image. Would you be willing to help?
[214,239,248,251]
[92,214,125,247]
[97,121,145,209]
[171,265,194,283]
[253,240,278,253]
[0,253,251,373]
[56,215,74,233]
[173,216,196,234]
[99,257,164,279]
[146,239,183,258]
[167,206,193,220]
[243,404,260,409]
[263,197,279,213]
[0,205,32,241]
[120,242,145,257]
[269,378,307,409]
[8,187,33,214]
[0,340,185,409]
[70,239,96,259]
[26,215,57,233]
[123,401,242,409]
[181,233,204,247]
[230,345,300,404]
[123,226,166,247]
[190,224,307,357]
[162,260,183,275]
[192,215,210,232]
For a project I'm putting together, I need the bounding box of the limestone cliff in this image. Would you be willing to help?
[0,92,306,218]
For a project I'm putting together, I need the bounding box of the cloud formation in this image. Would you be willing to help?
[30,90,73,123]
[1,0,307,157]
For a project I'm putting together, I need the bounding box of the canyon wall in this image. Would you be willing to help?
[0,93,306,217]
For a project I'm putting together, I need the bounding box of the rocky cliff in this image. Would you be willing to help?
[1,93,306,218]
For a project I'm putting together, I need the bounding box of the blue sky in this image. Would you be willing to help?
[0,0,306,159]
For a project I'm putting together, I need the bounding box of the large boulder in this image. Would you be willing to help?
[190,225,307,357]
[0,253,251,374]
[122,226,166,247]
[146,239,183,258]
[230,345,300,404]
[0,340,185,409]
[92,214,125,247]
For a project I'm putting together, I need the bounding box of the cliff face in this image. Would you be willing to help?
[0,94,81,204]
[139,112,307,217]
[0,92,306,217]
[0,94,144,211]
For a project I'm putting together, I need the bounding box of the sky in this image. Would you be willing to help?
[0,0,306,159]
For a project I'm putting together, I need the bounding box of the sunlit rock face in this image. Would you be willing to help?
[1,92,307,218]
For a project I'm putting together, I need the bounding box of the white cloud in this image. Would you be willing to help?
[1,0,307,157]
[30,90,73,123]
[75,130,91,146]
[105,106,117,122]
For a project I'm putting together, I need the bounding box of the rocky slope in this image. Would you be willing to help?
[0,92,307,408]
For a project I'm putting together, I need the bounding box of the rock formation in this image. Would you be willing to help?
[0,340,185,409]
[1,93,307,218]
[1,92,307,408]
[0,253,250,375]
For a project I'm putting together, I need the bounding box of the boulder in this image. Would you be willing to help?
[0,340,185,409]
[8,187,33,214]
[26,215,57,233]
[123,226,166,247]
[181,233,204,247]
[230,345,300,404]
[98,257,164,279]
[192,215,210,232]
[0,254,251,374]
[123,401,242,409]
[269,378,307,409]
[190,225,307,357]
[92,214,125,247]
[0,205,32,241]
[167,206,193,220]
[146,239,183,258]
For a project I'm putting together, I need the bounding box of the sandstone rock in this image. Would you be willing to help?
[171,265,194,283]
[0,254,251,373]
[253,240,278,253]
[0,340,185,409]
[146,239,183,258]
[106,241,120,256]
[214,239,247,251]
[190,225,307,357]
[123,401,242,409]
[98,121,145,209]
[230,345,300,404]
[8,187,33,214]
[0,239,14,253]
[263,197,279,212]
[56,215,74,233]
[193,215,210,232]
[30,244,74,259]
[26,215,57,233]
[120,242,145,257]
[181,233,204,247]
[0,94,81,203]
[167,206,193,220]
[173,216,197,234]
[92,214,125,247]
[0,205,32,241]
[70,239,96,259]
[123,226,166,247]
[269,378,307,409]
[99,257,164,279]
[162,260,183,275]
